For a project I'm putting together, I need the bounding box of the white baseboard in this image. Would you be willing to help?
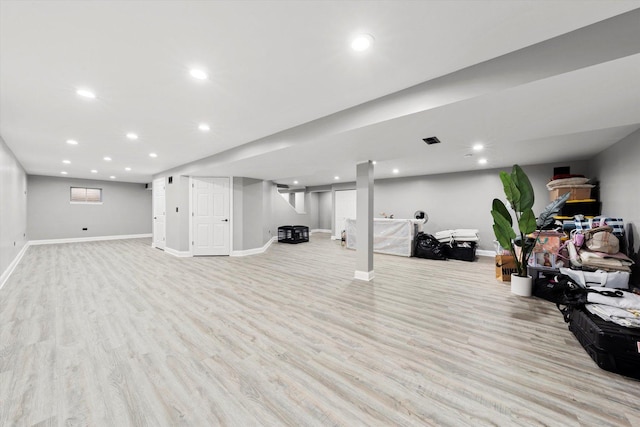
[354,270,375,281]
[231,237,277,257]
[0,243,30,290]
[29,233,152,246]
[164,247,192,257]
[476,249,496,257]
[311,229,331,234]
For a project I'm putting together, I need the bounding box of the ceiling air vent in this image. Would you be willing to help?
[422,136,441,145]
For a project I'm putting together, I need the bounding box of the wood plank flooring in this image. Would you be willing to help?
[1,233,639,426]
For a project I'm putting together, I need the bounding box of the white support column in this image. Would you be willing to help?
[354,161,374,281]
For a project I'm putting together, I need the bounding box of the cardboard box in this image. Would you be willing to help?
[496,255,518,282]
[549,186,592,201]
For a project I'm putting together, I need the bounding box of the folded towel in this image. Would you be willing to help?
[586,304,640,328]
[587,287,640,310]
[435,229,479,242]
[546,177,590,189]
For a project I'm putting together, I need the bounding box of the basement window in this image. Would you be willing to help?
[70,187,102,204]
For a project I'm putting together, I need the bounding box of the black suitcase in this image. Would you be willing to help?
[569,307,640,380]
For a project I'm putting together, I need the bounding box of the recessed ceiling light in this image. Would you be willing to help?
[189,68,208,80]
[392,168,399,174]
[125,167,131,171]
[351,34,374,52]
[62,160,71,164]
[110,176,116,179]
[293,180,299,185]
[149,153,158,158]
[372,161,377,165]
[478,158,488,165]
[103,156,112,161]
[473,143,484,151]
[126,133,138,140]
[198,123,210,132]
[76,88,96,99]
[66,139,78,145]
[61,171,68,175]
[91,169,98,173]
[334,176,340,180]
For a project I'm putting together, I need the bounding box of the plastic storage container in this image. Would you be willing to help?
[278,225,309,244]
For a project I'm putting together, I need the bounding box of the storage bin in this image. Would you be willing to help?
[560,199,601,217]
[278,225,309,244]
[444,241,477,262]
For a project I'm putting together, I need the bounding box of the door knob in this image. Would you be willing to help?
[222,219,229,222]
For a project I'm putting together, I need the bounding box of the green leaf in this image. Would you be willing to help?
[519,208,537,235]
[492,212,516,251]
[512,165,534,211]
[536,192,571,229]
[491,198,512,227]
[499,171,520,209]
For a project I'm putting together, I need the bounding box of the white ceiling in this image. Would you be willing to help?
[1,1,639,186]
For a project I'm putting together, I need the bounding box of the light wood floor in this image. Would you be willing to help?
[1,234,639,426]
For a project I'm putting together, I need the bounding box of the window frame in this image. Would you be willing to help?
[70,186,103,204]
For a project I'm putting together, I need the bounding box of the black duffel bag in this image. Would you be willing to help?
[414,232,447,260]
[533,275,576,304]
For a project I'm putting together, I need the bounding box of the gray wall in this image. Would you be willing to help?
[233,177,245,250]
[270,184,319,234]
[153,175,276,253]
[317,191,332,230]
[165,175,190,252]
[151,139,636,256]
[590,128,640,254]
[0,137,27,278]
[243,178,267,250]
[27,175,151,240]
[372,161,590,251]
[233,177,269,251]
[262,181,273,243]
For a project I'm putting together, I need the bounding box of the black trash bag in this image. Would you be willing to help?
[414,232,447,260]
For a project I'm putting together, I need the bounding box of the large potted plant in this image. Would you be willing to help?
[491,164,569,296]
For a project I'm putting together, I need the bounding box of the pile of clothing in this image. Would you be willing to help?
[566,217,634,273]
[584,287,640,328]
[546,175,594,194]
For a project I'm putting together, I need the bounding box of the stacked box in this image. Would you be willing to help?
[549,186,591,201]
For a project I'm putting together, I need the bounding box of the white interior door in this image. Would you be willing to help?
[192,177,230,256]
[152,177,166,249]
[334,189,356,239]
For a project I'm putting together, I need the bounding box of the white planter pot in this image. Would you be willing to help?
[511,274,533,297]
